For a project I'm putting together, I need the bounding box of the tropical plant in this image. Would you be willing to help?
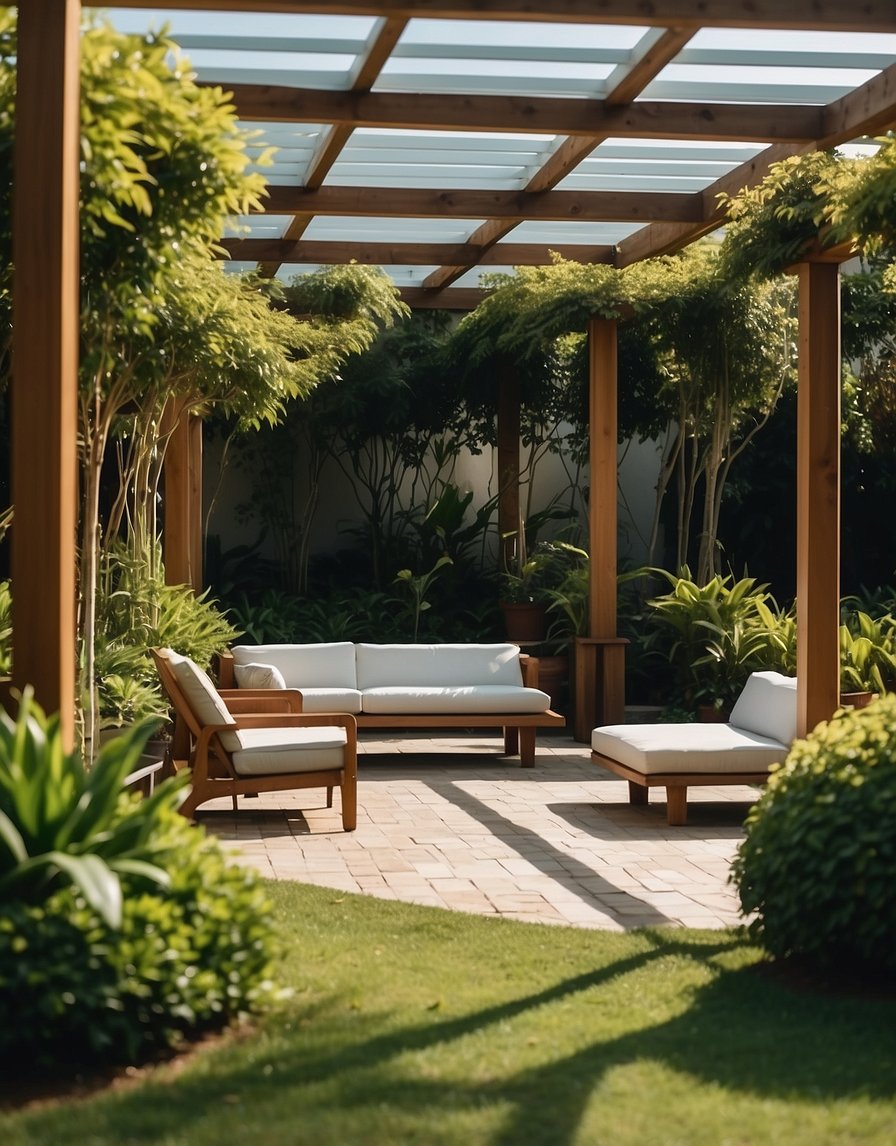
[838,611,896,695]
[641,568,791,710]
[0,691,173,927]
[732,695,896,972]
[394,555,454,642]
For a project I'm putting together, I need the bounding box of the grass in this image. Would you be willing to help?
[3,880,896,1146]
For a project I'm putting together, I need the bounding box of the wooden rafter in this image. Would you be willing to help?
[221,238,615,265]
[224,86,822,143]
[108,1,896,36]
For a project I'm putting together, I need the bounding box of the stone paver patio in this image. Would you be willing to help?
[200,730,758,931]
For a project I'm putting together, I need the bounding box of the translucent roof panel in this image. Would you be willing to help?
[559,138,769,193]
[503,222,644,246]
[327,128,559,190]
[303,217,486,243]
[378,19,645,97]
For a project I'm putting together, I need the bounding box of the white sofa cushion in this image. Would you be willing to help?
[361,684,550,715]
[166,652,241,753]
[231,725,348,776]
[729,671,798,744]
[230,643,357,689]
[234,662,287,690]
[591,722,788,776]
[293,687,363,714]
[356,643,524,689]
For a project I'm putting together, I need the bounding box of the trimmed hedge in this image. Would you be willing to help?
[732,695,896,971]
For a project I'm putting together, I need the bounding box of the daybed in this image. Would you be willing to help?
[591,670,797,825]
[217,642,565,767]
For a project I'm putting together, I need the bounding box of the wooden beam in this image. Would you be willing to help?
[399,287,485,309]
[221,238,615,265]
[795,261,841,737]
[162,401,203,591]
[574,317,624,740]
[821,59,896,144]
[11,0,80,743]
[224,85,821,143]
[261,184,703,223]
[604,27,693,107]
[108,2,896,35]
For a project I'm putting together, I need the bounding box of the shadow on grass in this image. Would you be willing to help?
[17,926,894,1146]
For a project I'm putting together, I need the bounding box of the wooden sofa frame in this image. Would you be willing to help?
[217,649,564,768]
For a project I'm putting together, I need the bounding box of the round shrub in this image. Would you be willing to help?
[731,694,896,972]
[0,802,278,1072]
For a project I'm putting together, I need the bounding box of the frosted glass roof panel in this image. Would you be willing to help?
[303,218,485,243]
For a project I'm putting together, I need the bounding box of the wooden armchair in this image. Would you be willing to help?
[151,647,357,827]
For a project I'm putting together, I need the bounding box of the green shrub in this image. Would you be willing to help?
[731,695,896,972]
[0,803,277,1069]
[0,697,278,1071]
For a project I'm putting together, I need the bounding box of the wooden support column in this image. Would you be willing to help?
[497,361,521,572]
[796,261,841,736]
[574,317,626,741]
[10,1,80,743]
[162,400,203,591]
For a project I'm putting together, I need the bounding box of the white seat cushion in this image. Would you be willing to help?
[167,652,241,753]
[231,725,348,776]
[591,722,788,776]
[729,670,798,743]
[356,643,524,689]
[361,684,550,715]
[230,643,357,689]
[234,662,287,690]
[294,687,363,714]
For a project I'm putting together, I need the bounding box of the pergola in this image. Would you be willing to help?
[12,2,896,746]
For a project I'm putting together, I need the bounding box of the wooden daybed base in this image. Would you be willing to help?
[591,752,770,826]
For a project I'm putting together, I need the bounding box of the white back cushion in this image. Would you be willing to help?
[230,643,357,689]
[729,671,798,745]
[234,662,287,690]
[167,652,241,753]
[356,643,523,689]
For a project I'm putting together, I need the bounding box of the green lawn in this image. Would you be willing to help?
[4,881,895,1146]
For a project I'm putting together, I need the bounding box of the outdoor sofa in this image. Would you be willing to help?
[591,670,797,825]
[217,641,565,767]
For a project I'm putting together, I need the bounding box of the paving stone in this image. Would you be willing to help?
[198,733,757,933]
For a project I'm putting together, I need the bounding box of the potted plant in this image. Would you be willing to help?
[838,612,896,707]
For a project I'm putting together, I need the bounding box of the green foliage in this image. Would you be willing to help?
[0,578,11,675]
[732,696,896,972]
[0,691,172,927]
[641,569,794,710]
[95,546,239,726]
[394,555,454,641]
[0,801,277,1070]
[719,151,842,280]
[838,611,896,694]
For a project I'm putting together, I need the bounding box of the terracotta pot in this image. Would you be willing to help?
[535,653,569,714]
[500,602,547,643]
[839,690,878,710]
[697,704,730,723]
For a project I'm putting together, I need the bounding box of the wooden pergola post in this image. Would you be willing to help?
[9,0,81,744]
[574,316,627,741]
[497,361,521,573]
[162,399,204,591]
[795,260,842,735]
